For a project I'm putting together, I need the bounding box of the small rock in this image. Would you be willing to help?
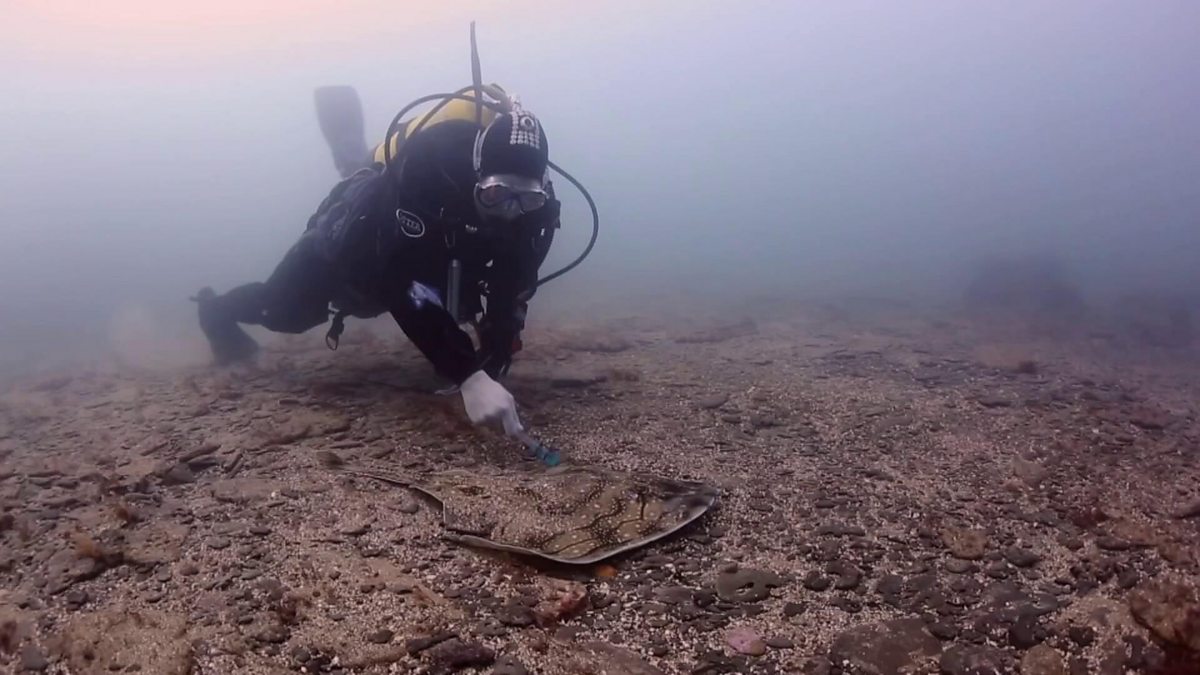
[975,396,1012,408]
[941,527,989,560]
[254,623,290,644]
[1004,547,1041,568]
[405,631,456,655]
[803,572,832,592]
[929,622,959,641]
[766,637,794,650]
[1022,645,1068,675]
[1009,614,1042,649]
[783,602,806,618]
[207,537,230,550]
[829,562,862,591]
[829,618,941,674]
[161,463,196,486]
[249,525,272,536]
[945,559,975,574]
[288,646,311,665]
[1012,458,1048,486]
[654,586,694,605]
[19,644,49,672]
[1096,536,1133,551]
[816,523,867,537]
[367,629,394,644]
[748,498,773,512]
[716,568,784,603]
[341,522,371,537]
[1117,567,1140,590]
[1127,578,1200,651]
[426,639,495,673]
[1067,626,1095,647]
[492,657,531,675]
[876,575,904,597]
[1129,406,1170,430]
[698,394,730,410]
[1172,498,1200,520]
[939,645,1007,675]
[726,627,767,656]
[498,602,536,627]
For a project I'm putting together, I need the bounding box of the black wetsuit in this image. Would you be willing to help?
[199,119,559,384]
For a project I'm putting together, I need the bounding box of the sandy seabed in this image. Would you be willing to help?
[1,297,1198,674]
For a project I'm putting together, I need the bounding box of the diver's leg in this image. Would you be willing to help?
[194,284,265,365]
[194,235,336,364]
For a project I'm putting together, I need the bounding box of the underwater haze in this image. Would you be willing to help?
[1,0,1198,375]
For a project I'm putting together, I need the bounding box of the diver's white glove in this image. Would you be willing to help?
[460,370,523,436]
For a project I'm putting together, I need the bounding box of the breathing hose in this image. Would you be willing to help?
[380,90,599,290]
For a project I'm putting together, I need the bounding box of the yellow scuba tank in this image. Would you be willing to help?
[371,88,503,165]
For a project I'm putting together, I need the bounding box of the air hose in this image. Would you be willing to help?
[380,89,599,290]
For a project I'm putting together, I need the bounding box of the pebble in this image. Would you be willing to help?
[1096,536,1134,551]
[555,626,582,641]
[405,631,457,655]
[655,586,695,605]
[941,527,989,560]
[366,629,394,644]
[832,597,863,614]
[19,644,49,672]
[929,622,959,641]
[161,462,196,486]
[497,602,536,627]
[249,525,272,536]
[1009,614,1042,649]
[829,618,940,674]
[828,562,862,590]
[940,645,1008,675]
[493,657,531,675]
[803,572,832,592]
[876,575,904,597]
[816,523,866,537]
[64,589,88,607]
[783,602,806,618]
[1022,644,1068,675]
[766,637,794,649]
[748,499,774,512]
[1067,626,1096,647]
[716,567,783,603]
[1004,547,1042,568]
[1117,568,1139,590]
[426,639,495,671]
[985,563,1009,580]
[945,559,976,574]
[207,537,231,550]
[726,627,767,656]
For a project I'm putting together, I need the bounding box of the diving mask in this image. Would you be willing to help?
[474,173,548,221]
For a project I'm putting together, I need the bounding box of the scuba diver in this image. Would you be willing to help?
[193,85,567,438]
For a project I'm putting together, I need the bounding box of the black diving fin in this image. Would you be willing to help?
[314,85,372,178]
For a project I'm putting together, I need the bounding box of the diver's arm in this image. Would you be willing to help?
[386,281,523,434]
[477,197,561,378]
[388,290,481,386]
